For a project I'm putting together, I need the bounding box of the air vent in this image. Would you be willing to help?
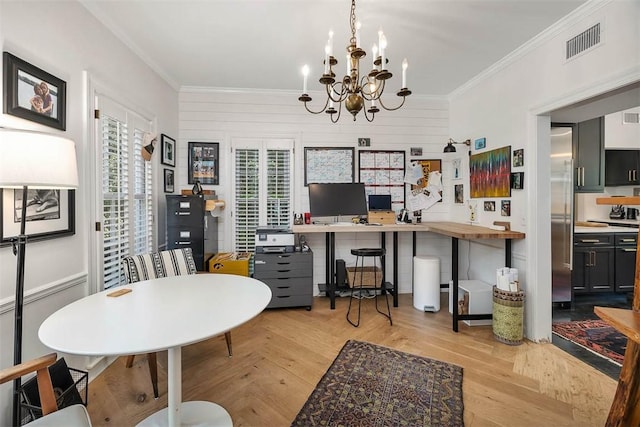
[623,112,640,124]
[566,23,600,59]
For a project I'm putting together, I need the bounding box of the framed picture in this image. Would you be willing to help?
[501,200,511,216]
[511,172,524,189]
[470,146,511,198]
[454,184,464,204]
[164,169,175,193]
[304,147,355,185]
[3,52,66,130]
[474,138,486,150]
[161,134,176,167]
[452,158,462,180]
[484,201,496,212]
[0,189,75,246]
[513,149,524,167]
[188,141,219,185]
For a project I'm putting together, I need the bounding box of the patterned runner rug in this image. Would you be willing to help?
[552,319,627,365]
[291,340,464,426]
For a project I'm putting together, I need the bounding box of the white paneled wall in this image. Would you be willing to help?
[178,89,457,293]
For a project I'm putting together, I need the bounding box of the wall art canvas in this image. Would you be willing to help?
[470,146,511,198]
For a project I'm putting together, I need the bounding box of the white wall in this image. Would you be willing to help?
[178,89,460,293]
[449,0,640,340]
[0,2,178,423]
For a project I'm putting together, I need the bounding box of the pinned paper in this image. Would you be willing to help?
[406,187,441,211]
[404,161,423,185]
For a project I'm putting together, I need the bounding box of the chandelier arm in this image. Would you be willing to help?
[328,81,348,103]
[377,94,408,112]
[302,96,331,115]
[363,107,375,123]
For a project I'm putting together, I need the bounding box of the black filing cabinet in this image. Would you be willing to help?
[254,251,313,310]
[166,195,218,271]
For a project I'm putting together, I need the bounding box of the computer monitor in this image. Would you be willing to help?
[368,194,392,211]
[308,183,368,218]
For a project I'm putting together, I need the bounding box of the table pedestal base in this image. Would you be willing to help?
[136,401,233,427]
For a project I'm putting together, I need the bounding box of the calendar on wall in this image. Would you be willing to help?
[358,150,405,211]
[304,147,355,185]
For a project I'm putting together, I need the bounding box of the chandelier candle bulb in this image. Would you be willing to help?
[356,21,361,47]
[402,59,408,88]
[328,30,334,56]
[324,45,330,74]
[372,44,378,67]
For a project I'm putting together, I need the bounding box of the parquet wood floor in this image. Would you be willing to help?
[86,294,616,426]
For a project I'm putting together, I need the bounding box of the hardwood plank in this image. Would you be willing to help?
[86,294,615,426]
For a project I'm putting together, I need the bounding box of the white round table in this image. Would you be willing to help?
[39,274,272,427]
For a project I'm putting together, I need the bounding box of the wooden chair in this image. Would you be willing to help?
[594,196,640,426]
[121,248,232,398]
[0,353,91,426]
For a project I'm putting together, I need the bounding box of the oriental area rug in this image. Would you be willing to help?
[291,340,464,427]
[552,319,627,366]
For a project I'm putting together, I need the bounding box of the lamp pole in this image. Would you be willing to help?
[12,185,29,426]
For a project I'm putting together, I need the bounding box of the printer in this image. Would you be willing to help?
[255,226,295,253]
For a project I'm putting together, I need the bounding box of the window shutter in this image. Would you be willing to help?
[100,110,153,288]
[233,140,293,252]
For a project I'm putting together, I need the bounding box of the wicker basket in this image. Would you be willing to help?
[346,266,382,288]
[492,286,525,346]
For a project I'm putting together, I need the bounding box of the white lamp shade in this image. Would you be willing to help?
[0,128,78,189]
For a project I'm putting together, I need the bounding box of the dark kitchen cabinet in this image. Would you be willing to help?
[605,150,640,186]
[614,233,638,292]
[573,233,614,293]
[574,117,605,193]
[166,195,218,271]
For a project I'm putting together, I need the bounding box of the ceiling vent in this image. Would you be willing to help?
[623,112,640,124]
[566,23,600,60]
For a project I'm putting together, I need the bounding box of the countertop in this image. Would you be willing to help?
[587,218,639,227]
[575,224,639,233]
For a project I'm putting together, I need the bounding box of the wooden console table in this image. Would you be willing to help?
[292,221,525,332]
[594,196,640,426]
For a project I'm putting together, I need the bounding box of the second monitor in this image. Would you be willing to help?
[368,194,392,211]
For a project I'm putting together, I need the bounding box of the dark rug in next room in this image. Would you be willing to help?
[291,340,464,427]
[552,319,627,366]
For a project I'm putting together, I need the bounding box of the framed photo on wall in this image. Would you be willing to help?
[164,169,175,193]
[188,141,219,185]
[0,189,75,246]
[3,52,66,130]
[161,134,176,167]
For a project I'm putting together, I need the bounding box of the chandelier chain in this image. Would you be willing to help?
[349,0,357,45]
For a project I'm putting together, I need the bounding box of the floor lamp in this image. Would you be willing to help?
[0,128,78,426]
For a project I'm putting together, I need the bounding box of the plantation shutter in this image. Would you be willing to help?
[233,139,293,252]
[100,102,153,289]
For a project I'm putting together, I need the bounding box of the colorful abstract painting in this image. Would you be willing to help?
[470,146,511,198]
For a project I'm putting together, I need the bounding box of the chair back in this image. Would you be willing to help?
[122,248,197,284]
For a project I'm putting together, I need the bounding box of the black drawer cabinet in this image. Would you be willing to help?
[615,233,638,292]
[605,150,640,186]
[166,195,218,271]
[254,251,313,309]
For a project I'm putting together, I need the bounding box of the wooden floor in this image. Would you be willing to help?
[86,294,617,426]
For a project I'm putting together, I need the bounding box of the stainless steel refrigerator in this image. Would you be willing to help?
[551,124,575,303]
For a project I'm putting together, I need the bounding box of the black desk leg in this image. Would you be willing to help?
[393,231,399,307]
[505,239,512,267]
[326,232,336,310]
[452,237,459,332]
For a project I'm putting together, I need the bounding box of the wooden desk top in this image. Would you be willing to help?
[292,221,525,240]
[595,307,640,344]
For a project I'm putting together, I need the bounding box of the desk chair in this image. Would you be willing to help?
[346,248,392,327]
[0,353,91,426]
[121,248,232,399]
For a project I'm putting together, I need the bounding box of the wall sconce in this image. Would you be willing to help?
[443,138,471,153]
[206,199,226,217]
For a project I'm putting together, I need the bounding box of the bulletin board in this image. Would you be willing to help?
[358,150,406,210]
[304,147,355,185]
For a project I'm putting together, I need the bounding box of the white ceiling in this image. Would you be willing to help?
[80,0,588,96]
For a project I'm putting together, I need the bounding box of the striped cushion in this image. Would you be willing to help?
[122,248,197,284]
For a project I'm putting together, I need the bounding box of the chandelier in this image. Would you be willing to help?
[298,0,411,122]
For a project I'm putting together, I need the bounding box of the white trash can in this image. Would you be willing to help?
[413,255,440,312]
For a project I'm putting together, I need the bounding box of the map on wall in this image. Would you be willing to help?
[304,147,355,185]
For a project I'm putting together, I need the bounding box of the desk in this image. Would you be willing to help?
[292,221,525,332]
[38,274,272,427]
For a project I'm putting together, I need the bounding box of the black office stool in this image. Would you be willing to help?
[346,248,392,327]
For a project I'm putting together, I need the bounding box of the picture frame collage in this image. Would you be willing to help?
[161,134,176,193]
